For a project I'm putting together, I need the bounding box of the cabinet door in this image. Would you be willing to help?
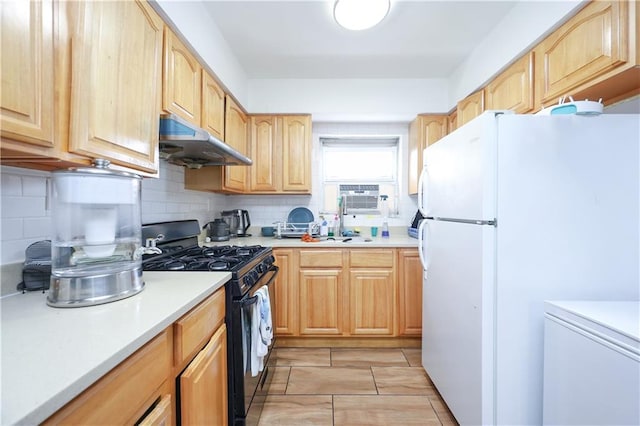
[163,28,201,125]
[348,269,395,335]
[67,0,162,174]
[249,115,280,192]
[485,52,534,113]
[180,324,228,426]
[447,110,457,134]
[398,249,422,336]
[299,269,344,335]
[535,1,630,106]
[201,71,225,140]
[281,115,311,193]
[223,96,248,192]
[457,90,485,127]
[1,0,54,148]
[273,249,298,335]
[138,394,172,426]
[408,115,447,194]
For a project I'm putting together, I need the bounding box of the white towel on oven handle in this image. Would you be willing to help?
[250,297,263,376]
[257,286,273,350]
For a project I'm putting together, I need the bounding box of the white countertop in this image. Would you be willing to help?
[545,300,640,343]
[204,228,419,248]
[0,271,230,425]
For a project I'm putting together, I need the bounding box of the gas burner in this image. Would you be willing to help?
[208,261,230,271]
[165,260,186,271]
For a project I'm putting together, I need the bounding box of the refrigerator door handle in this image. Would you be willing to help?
[418,219,429,271]
[434,217,497,226]
[418,164,429,216]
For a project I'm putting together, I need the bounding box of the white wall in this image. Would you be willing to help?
[152,0,249,105]
[248,78,449,122]
[449,0,586,103]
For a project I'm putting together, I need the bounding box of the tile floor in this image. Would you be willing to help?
[259,347,458,426]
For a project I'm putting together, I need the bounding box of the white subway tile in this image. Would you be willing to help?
[23,217,52,238]
[22,176,48,196]
[1,196,46,218]
[1,218,24,240]
[1,174,22,196]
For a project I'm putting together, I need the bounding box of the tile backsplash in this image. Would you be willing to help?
[0,162,227,265]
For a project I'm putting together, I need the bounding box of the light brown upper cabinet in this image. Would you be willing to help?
[408,115,448,195]
[66,0,163,174]
[457,90,485,127]
[163,27,202,125]
[1,0,55,150]
[185,96,248,193]
[249,115,280,192]
[222,96,249,192]
[0,0,84,169]
[534,1,639,108]
[485,52,535,113]
[281,115,312,193]
[249,114,312,194]
[447,110,458,134]
[201,71,225,140]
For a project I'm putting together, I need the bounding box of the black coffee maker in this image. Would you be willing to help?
[221,209,251,237]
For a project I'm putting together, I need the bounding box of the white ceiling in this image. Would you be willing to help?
[202,0,519,79]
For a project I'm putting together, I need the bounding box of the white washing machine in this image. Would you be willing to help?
[543,301,640,425]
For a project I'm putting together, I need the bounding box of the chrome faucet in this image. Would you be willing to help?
[339,194,347,236]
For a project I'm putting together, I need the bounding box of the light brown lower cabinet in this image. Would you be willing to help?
[273,248,421,339]
[179,324,228,426]
[398,249,423,336]
[44,287,228,426]
[43,330,173,425]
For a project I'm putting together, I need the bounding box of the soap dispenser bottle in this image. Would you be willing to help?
[380,195,390,237]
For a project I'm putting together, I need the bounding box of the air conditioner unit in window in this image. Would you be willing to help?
[339,184,380,214]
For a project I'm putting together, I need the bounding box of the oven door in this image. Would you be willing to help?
[232,264,278,426]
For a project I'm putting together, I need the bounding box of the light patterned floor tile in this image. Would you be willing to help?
[258,395,333,426]
[331,348,409,367]
[402,348,423,367]
[372,367,437,395]
[270,348,331,366]
[429,394,459,425]
[287,366,377,395]
[333,395,441,425]
[268,367,291,394]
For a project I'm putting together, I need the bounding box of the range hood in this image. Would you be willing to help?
[158,114,252,168]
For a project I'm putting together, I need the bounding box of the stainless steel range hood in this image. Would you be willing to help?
[159,114,252,168]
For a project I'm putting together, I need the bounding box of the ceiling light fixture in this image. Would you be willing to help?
[333,0,390,31]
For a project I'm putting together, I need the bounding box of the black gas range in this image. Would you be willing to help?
[141,220,278,426]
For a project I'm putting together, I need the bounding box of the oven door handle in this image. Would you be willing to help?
[240,295,259,307]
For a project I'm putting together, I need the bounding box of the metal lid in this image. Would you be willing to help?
[52,159,142,180]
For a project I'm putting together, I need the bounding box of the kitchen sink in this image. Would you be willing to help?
[319,236,373,243]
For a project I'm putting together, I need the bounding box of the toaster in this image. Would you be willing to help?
[17,240,52,292]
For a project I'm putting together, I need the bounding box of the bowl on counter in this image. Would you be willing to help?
[261,226,275,237]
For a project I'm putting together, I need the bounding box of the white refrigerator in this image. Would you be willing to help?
[417,111,640,426]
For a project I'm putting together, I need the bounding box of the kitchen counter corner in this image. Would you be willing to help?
[0,271,230,425]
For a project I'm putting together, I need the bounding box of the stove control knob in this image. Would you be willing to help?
[251,270,259,282]
[244,275,254,287]
[256,263,265,274]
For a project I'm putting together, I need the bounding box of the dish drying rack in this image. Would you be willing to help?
[274,221,320,238]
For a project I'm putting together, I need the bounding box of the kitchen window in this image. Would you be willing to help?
[321,136,399,214]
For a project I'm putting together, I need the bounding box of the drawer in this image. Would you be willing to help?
[299,249,343,267]
[44,329,172,425]
[349,249,394,268]
[174,287,225,365]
